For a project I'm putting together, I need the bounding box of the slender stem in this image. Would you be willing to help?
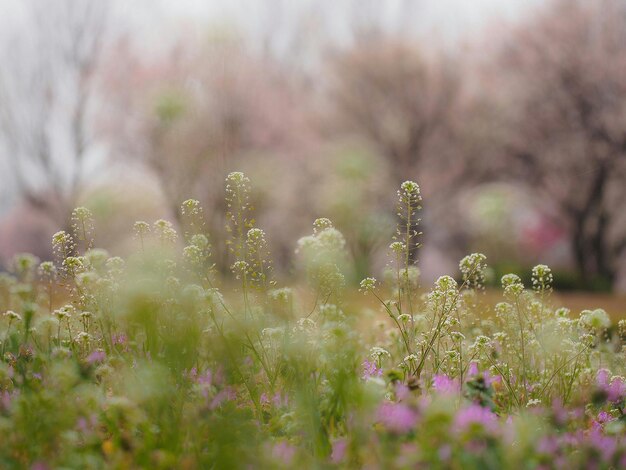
[2,319,12,355]
[514,297,528,401]
[371,290,412,355]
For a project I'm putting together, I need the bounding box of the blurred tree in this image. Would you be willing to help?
[101,36,319,271]
[494,0,626,285]
[330,36,464,261]
[316,147,395,281]
[331,38,460,186]
[0,0,109,225]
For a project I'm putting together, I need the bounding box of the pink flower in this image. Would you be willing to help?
[483,371,500,388]
[596,370,626,402]
[596,411,612,424]
[466,363,500,388]
[272,441,296,465]
[0,390,15,411]
[260,392,288,408]
[438,444,452,461]
[596,369,610,387]
[377,402,418,434]
[607,377,626,402]
[395,383,410,401]
[362,359,382,380]
[76,417,88,432]
[551,399,568,426]
[86,350,106,364]
[210,387,236,409]
[589,429,617,461]
[197,370,212,386]
[112,333,127,346]
[272,392,288,408]
[331,439,347,463]
[432,374,459,394]
[454,404,499,434]
[536,436,559,455]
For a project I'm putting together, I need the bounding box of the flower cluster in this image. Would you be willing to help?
[296,218,347,300]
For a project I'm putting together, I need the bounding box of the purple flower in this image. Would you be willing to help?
[272,441,296,465]
[362,359,382,380]
[438,444,452,461]
[260,392,288,408]
[596,370,626,402]
[454,404,498,434]
[484,370,500,388]
[377,402,418,434]
[395,383,410,401]
[551,399,568,426]
[273,392,288,408]
[214,367,225,385]
[111,333,128,352]
[596,369,610,387]
[536,436,559,455]
[466,363,499,387]
[606,377,626,402]
[432,374,459,394]
[589,429,617,461]
[569,407,585,420]
[562,430,584,447]
[596,411,612,424]
[331,438,347,463]
[210,387,236,410]
[77,417,90,433]
[87,350,106,364]
[0,390,15,411]
[197,370,212,386]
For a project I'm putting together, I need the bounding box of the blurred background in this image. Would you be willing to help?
[1,0,626,297]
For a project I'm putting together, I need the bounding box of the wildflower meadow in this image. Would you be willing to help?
[0,172,624,469]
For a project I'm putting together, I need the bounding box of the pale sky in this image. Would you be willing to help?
[127,0,543,50]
